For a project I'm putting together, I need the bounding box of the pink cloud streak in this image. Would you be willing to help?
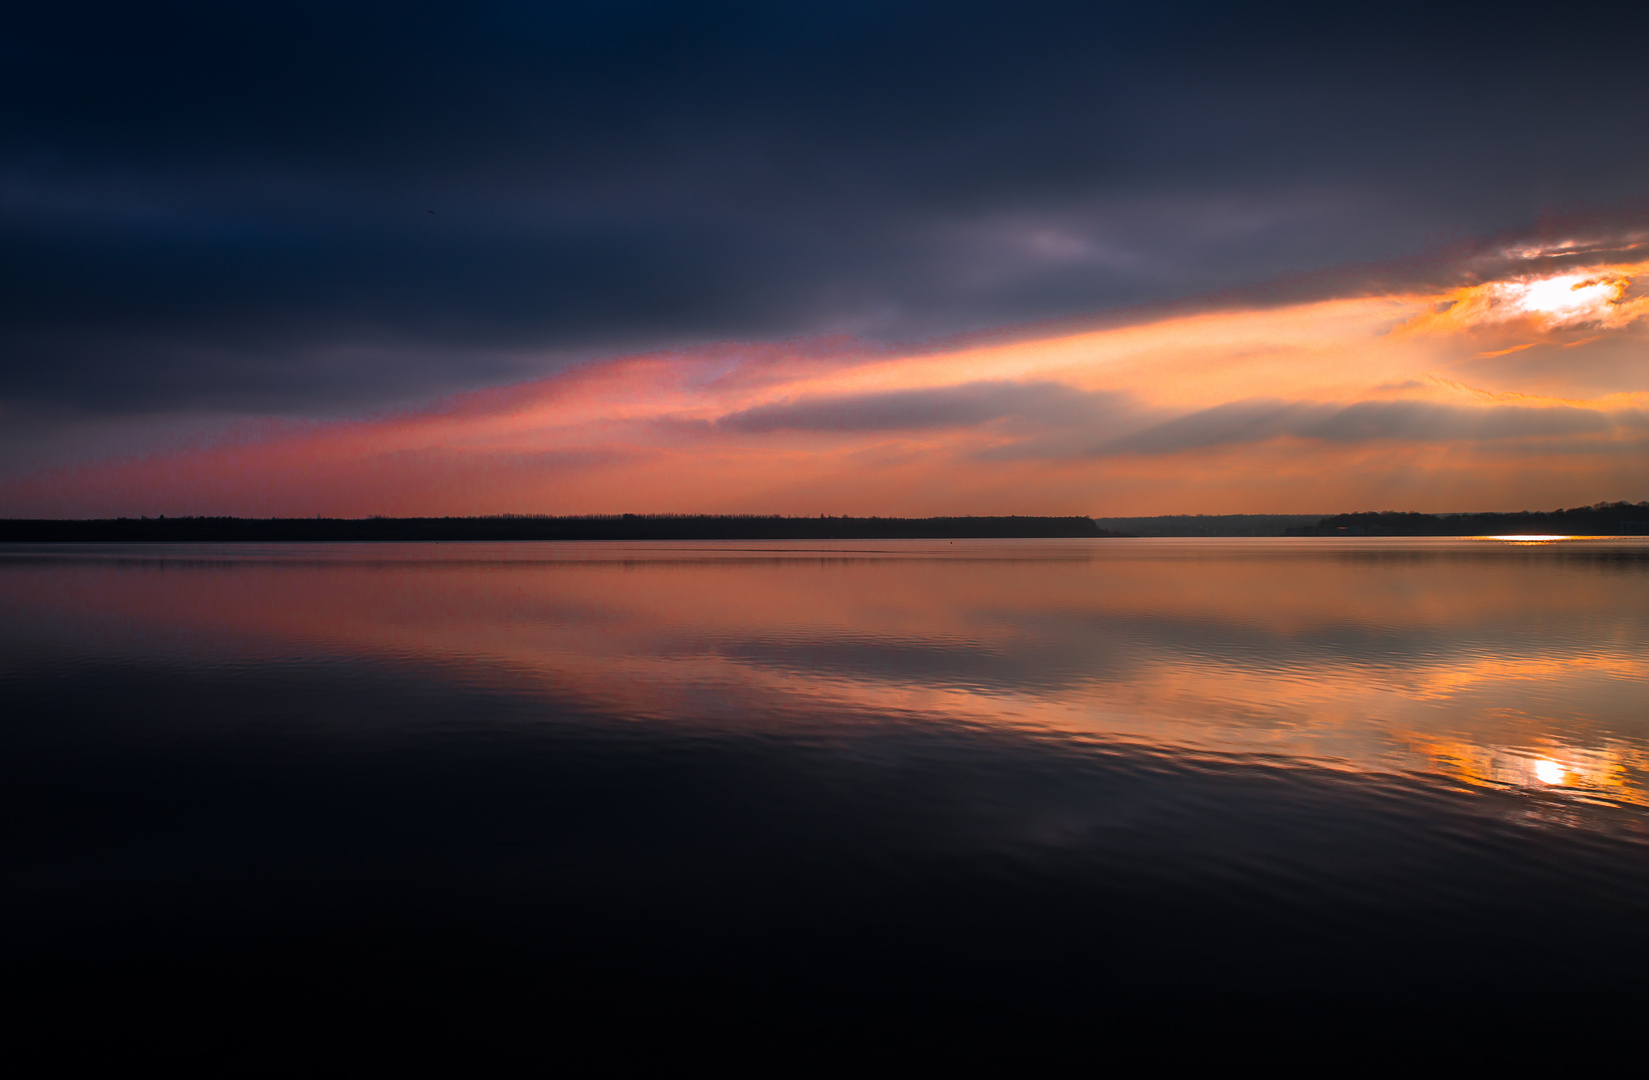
[6,263,1648,517]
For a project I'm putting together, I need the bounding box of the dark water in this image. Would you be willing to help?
[4,538,1649,1050]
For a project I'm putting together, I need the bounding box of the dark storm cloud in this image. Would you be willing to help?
[4,0,1649,420]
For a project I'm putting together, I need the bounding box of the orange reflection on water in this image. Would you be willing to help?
[4,537,1648,804]
[1397,733,1649,806]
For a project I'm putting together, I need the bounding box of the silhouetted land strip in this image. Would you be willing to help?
[1286,502,1649,536]
[0,515,1115,543]
[1092,514,1322,537]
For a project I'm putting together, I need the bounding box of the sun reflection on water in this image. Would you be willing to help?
[1400,733,1649,805]
[1533,758,1565,785]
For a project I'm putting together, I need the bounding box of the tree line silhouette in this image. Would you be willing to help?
[1285,502,1649,536]
[0,514,1114,542]
[5,503,1646,541]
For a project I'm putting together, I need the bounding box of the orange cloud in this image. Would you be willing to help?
[6,262,1648,517]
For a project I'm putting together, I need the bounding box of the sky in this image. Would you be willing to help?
[3,0,1648,516]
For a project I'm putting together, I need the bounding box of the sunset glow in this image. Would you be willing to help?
[3,259,1646,518]
[10,3,1649,1038]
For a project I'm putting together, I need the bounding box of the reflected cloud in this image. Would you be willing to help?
[6,538,1648,808]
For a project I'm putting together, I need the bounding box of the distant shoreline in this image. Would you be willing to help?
[1282,503,1649,537]
[0,515,1115,543]
[3,503,1646,542]
[1097,503,1649,536]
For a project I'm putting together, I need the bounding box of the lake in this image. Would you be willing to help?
[4,538,1649,1050]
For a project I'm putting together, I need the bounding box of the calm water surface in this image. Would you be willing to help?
[4,538,1649,1041]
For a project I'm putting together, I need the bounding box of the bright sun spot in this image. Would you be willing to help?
[1534,759,1565,785]
[1483,535,1571,543]
[1489,273,1628,324]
